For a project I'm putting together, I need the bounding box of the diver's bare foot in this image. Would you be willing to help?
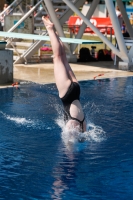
[42,16,54,30]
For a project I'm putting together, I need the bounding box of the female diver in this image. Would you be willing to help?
[42,16,86,133]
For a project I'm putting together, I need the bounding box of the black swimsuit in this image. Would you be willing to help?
[60,82,85,132]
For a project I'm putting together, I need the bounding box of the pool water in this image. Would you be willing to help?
[0,77,133,200]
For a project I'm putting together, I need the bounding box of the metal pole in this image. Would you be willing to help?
[8,0,43,33]
[34,4,44,19]
[8,0,24,14]
[43,0,70,52]
[31,0,34,6]
[105,0,128,57]
[116,0,133,38]
[62,0,128,61]
[110,27,112,43]
[0,0,18,17]
[71,0,100,52]
[43,0,65,38]
[18,5,25,14]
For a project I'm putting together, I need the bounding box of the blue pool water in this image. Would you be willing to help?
[0,77,133,200]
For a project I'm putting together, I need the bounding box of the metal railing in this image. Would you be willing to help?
[3,0,85,64]
[0,0,23,18]
[7,0,43,33]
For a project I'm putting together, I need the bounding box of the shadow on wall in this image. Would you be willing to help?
[0,65,13,84]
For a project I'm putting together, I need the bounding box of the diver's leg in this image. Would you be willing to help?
[58,38,78,83]
[42,16,71,98]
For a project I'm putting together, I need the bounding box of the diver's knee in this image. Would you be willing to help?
[53,55,62,61]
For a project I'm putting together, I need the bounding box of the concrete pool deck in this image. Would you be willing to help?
[0,61,133,88]
[13,61,133,84]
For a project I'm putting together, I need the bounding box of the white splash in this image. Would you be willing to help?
[84,122,106,142]
[6,116,32,125]
[0,111,52,130]
[56,117,106,148]
[0,111,33,125]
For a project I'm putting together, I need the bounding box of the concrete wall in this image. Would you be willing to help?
[0,50,13,84]
[82,4,107,17]
[4,15,34,33]
[95,4,106,17]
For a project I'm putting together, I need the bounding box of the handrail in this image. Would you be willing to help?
[7,0,43,33]
[34,1,47,19]
[0,0,22,18]
[9,0,24,15]
[10,0,85,64]
[34,7,43,19]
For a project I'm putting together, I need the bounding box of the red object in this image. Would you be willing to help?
[12,82,19,87]
[94,74,104,80]
[40,47,52,51]
[39,47,53,61]
[68,16,114,35]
